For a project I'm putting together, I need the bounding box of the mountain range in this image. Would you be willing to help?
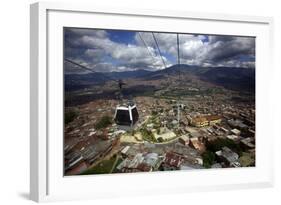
[65,64,255,93]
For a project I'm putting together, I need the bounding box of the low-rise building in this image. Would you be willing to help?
[228,119,247,130]
[191,115,222,127]
[136,163,152,172]
[226,134,240,141]
[191,116,208,127]
[219,126,229,134]
[240,137,255,149]
[179,135,190,146]
[231,128,241,136]
[65,161,88,175]
[120,145,130,157]
[189,137,205,153]
[190,131,201,138]
[206,115,222,125]
[180,163,204,170]
[154,128,176,141]
[162,152,184,170]
[211,163,222,169]
[143,153,162,170]
[215,147,239,166]
[117,153,144,172]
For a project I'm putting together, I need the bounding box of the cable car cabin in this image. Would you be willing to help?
[114,103,139,126]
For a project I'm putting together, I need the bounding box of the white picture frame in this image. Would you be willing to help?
[30,2,274,202]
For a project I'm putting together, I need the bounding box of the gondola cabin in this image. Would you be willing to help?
[114,103,139,126]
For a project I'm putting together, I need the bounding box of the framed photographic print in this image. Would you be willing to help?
[30,2,274,202]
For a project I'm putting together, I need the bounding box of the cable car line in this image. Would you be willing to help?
[151,32,167,69]
[138,32,156,62]
[64,58,120,83]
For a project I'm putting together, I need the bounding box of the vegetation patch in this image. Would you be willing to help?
[81,155,118,175]
[95,115,112,130]
[206,138,243,156]
[202,151,216,168]
[64,108,78,124]
[239,152,255,167]
[140,128,157,143]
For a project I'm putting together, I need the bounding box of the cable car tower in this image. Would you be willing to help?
[139,32,183,128]
[176,33,181,128]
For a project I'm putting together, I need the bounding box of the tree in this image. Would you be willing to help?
[95,115,112,130]
[156,128,160,134]
[152,110,158,116]
[202,151,216,168]
[64,109,78,124]
[157,137,164,143]
[206,138,242,156]
[140,128,157,142]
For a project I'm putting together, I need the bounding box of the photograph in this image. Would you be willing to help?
[63,27,256,176]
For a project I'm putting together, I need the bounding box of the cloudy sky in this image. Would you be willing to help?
[64,27,255,74]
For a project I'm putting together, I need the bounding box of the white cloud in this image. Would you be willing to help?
[65,28,255,73]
